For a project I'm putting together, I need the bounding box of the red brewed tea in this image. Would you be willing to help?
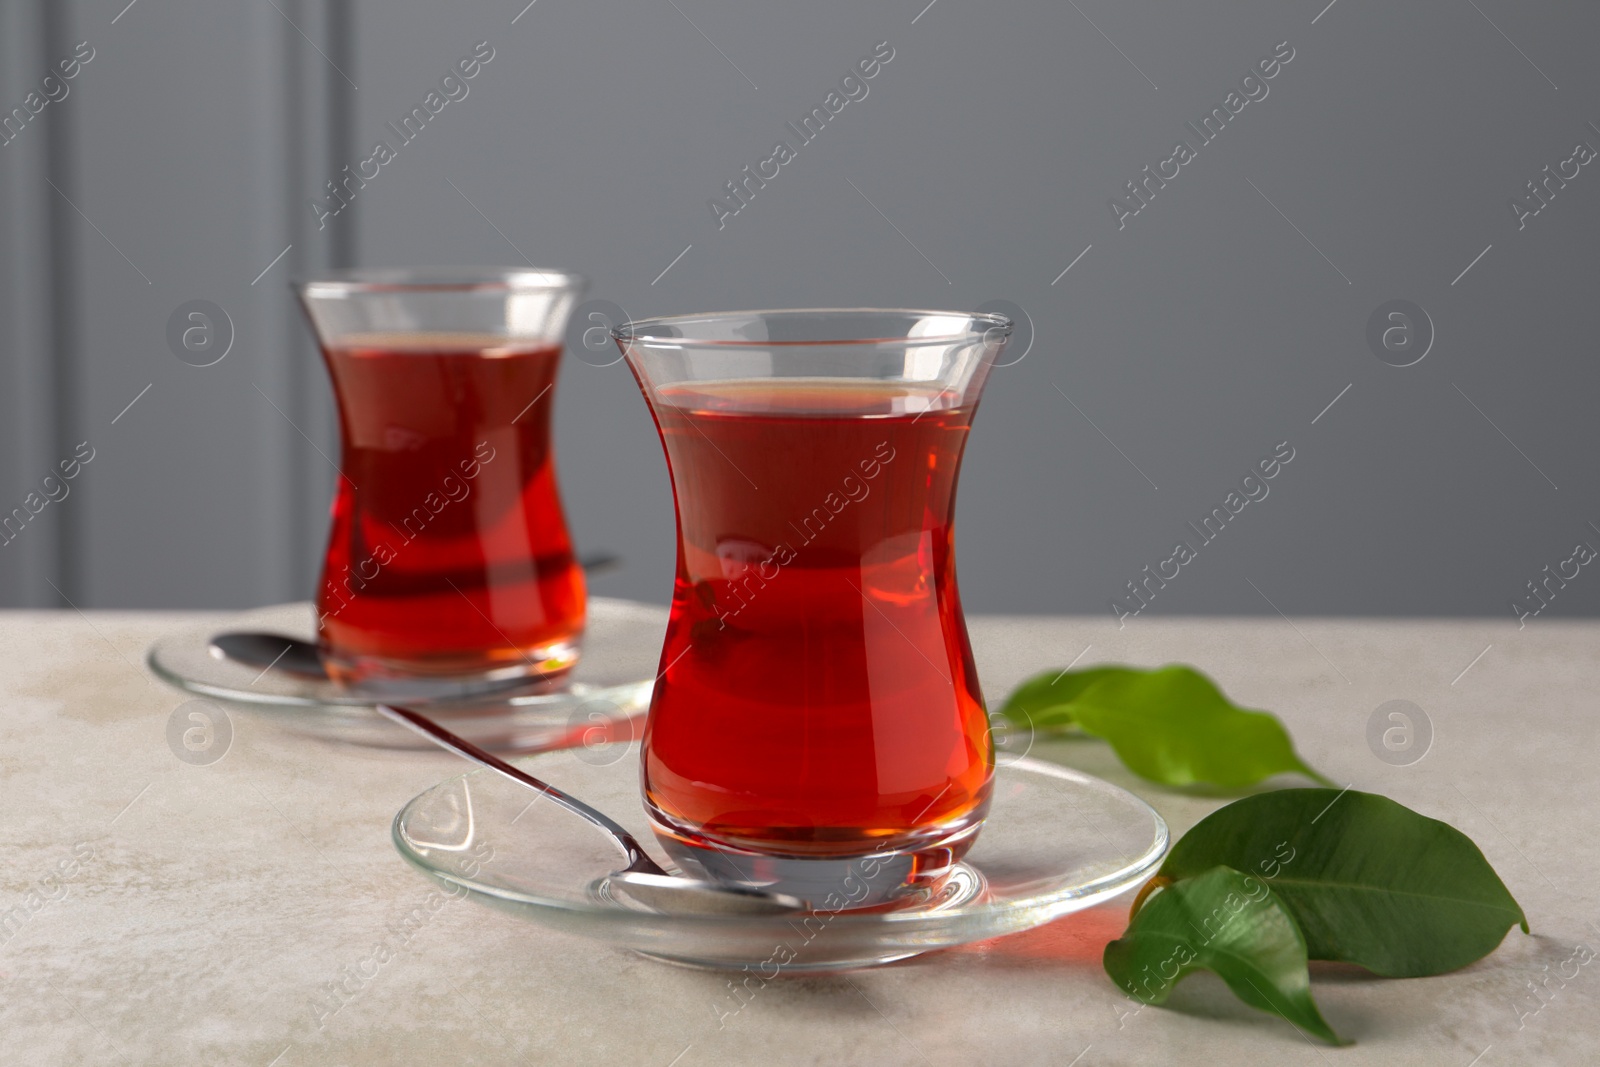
[642,379,993,859]
[317,333,585,682]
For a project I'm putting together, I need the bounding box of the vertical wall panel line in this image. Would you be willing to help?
[41,0,79,606]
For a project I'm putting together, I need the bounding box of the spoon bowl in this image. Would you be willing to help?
[209,630,328,679]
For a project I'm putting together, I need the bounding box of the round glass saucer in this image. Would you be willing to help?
[392,745,1169,972]
[146,599,664,751]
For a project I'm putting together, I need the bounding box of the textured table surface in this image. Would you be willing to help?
[1,605,1593,1066]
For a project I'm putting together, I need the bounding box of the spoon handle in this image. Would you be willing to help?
[376,704,665,876]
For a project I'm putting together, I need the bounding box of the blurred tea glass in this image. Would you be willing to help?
[613,308,1011,904]
[296,268,586,697]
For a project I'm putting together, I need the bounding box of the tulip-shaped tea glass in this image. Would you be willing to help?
[614,309,1011,905]
[297,268,586,696]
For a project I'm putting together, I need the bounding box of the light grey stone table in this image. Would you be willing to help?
[1,605,1593,1065]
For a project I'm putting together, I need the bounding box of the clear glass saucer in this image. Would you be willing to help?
[146,599,664,751]
[392,745,1169,971]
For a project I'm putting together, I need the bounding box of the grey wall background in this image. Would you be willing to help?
[1,0,1596,624]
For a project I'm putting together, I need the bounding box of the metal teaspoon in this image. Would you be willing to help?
[376,703,805,917]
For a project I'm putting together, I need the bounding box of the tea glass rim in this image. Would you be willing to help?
[611,307,1013,349]
[295,266,586,297]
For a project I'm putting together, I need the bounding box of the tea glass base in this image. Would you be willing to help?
[146,600,664,752]
[319,637,580,700]
[648,809,987,910]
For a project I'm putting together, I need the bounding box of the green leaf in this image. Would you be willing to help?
[1003,664,1330,789]
[1104,866,1344,1045]
[1160,789,1529,977]
[997,666,1137,731]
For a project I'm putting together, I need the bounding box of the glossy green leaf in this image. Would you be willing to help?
[996,666,1137,731]
[1002,664,1330,789]
[1104,866,1343,1045]
[1160,789,1529,977]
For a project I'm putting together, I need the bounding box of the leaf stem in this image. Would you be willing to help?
[1129,874,1173,921]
